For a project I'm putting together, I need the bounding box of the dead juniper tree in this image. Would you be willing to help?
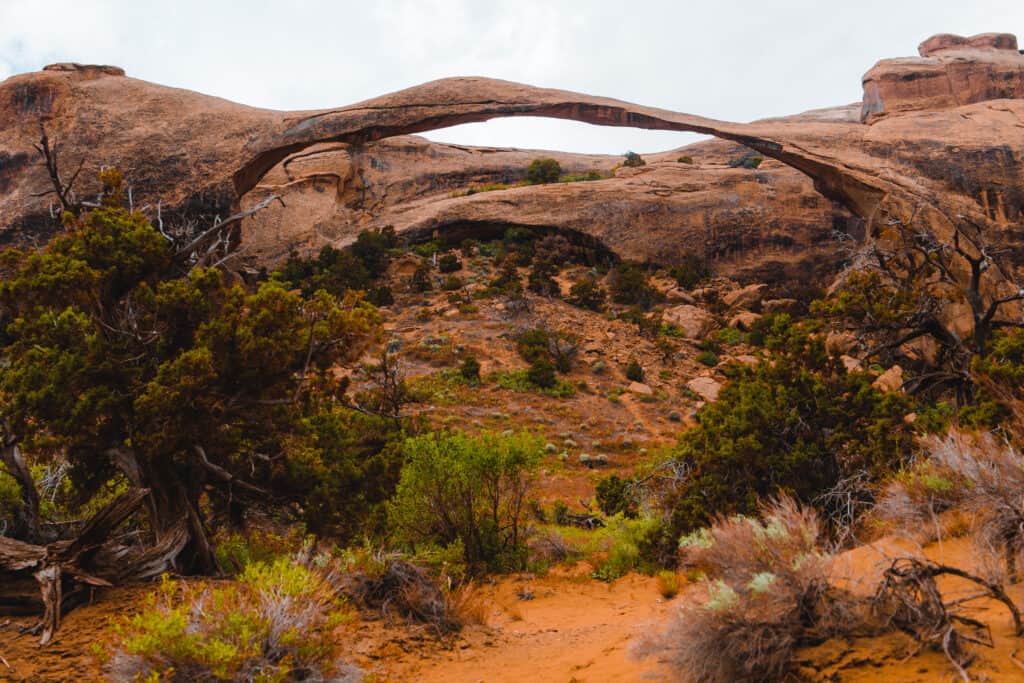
[819,205,1024,399]
[873,556,1023,682]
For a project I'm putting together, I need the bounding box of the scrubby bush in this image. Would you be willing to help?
[388,431,542,571]
[411,261,433,292]
[623,151,646,167]
[596,474,638,518]
[677,156,694,164]
[335,550,477,632]
[696,350,719,367]
[625,359,644,382]
[515,327,579,373]
[655,316,916,541]
[567,277,606,311]
[526,158,562,184]
[107,559,359,682]
[527,358,558,389]
[668,252,712,290]
[663,497,866,683]
[442,274,464,291]
[438,253,462,273]
[876,432,1024,579]
[728,154,763,169]
[609,262,660,308]
[459,355,481,382]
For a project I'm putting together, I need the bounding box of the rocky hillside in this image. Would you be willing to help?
[1,33,1021,295]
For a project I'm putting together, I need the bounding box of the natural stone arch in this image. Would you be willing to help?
[233,77,895,223]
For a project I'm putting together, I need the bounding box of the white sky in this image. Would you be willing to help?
[1,0,1022,154]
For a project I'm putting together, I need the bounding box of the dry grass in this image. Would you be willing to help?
[876,432,1024,580]
[333,552,468,633]
[656,496,871,683]
[655,570,680,599]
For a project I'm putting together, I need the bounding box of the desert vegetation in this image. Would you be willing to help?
[5,139,1024,683]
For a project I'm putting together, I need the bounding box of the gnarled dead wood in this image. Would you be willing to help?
[0,487,154,644]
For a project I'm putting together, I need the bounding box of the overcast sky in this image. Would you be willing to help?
[1,1,1022,154]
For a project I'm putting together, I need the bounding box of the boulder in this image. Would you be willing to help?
[872,365,905,393]
[728,311,762,331]
[840,355,863,373]
[628,381,654,396]
[663,305,716,339]
[825,331,857,356]
[722,283,767,310]
[686,376,722,402]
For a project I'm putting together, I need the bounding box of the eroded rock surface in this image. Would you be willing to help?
[0,34,1021,295]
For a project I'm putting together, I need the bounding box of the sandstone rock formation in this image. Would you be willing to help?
[862,33,1024,122]
[0,33,1022,297]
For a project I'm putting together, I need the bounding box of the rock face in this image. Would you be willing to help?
[862,33,1024,123]
[0,34,1022,298]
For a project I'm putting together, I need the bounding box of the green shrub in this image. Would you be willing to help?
[567,277,606,311]
[657,317,916,539]
[442,274,463,291]
[696,350,719,367]
[107,559,357,682]
[625,359,644,382]
[677,156,694,164]
[623,151,646,168]
[526,158,562,184]
[728,154,763,169]
[527,358,558,389]
[596,475,638,518]
[609,262,660,308]
[589,515,660,581]
[668,253,711,290]
[438,253,462,273]
[411,261,432,291]
[388,431,542,570]
[459,355,481,382]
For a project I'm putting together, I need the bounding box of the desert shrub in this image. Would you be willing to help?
[335,550,472,632]
[567,277,606,311]
[0,185,384,570]
[625,359,644,382]
[488,259,523,296]
[442,274,463,291]
[668,253,712,290]
[527,260,560,297]
[515,327,579,373]
[560,171,603,182]
[367,284,394,306]
[526,158,562,184]
[107,559,358,683]
[589,515,661,581]
[677,156,694,164]
[388,431,542,571]
[664,497,866,683]
[696,350,719,367]
[877,432,1024,579]
[492,370,576,398]
[438,253,462,273]
[213,528,308,576]
[609,262,660,308]
[411,261,433,292]
[527,358,558,389]
[623,151,646,167]
[728,153,763,169]
[656,570,680,598]
[655,316,916,540]
[459,355,481,382]
[596,474,638,518]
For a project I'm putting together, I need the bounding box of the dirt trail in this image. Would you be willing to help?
[6,537,1024,681]
[375,567,677,683]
